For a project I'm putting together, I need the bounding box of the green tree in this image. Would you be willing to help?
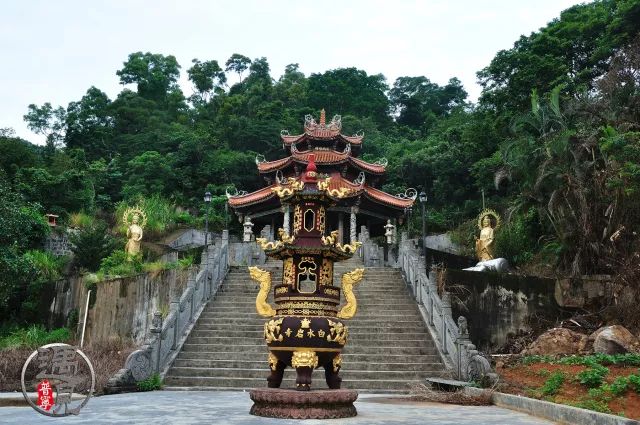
[116,52,182,101]
[23,102,67,152]
[225,53,251,84]
[188,59,226,102]
[307,68,391,128]
[122,151,174,199]
[64,87,114,160]
[477,0,640,116]
[69,220,118,271]
[0,135,41,178]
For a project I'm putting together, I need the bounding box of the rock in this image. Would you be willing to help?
[523,328,588,355]
[592,325,640,354]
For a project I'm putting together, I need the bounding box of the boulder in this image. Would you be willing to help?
[523,328,588,355]
[592,325,640,354]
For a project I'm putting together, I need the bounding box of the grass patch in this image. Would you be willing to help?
[0,325,71,350]
[137,373,162,391]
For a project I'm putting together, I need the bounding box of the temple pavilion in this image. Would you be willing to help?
[227,110,416,242]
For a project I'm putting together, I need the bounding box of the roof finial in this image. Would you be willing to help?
[320,109,326,126]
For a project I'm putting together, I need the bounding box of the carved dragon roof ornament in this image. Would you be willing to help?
[374,157,388,167]
[226,186,248,199]
[305,109,342,135]
[395,188,418,200]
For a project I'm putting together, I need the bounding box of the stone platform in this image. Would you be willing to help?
[249,388,358,419]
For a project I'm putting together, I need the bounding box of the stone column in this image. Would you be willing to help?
[349,207,358,243]
[338,212,344,243]
[270,216,275,240]
[282,204,290,235]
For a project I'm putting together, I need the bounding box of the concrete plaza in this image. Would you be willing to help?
[1,390,554,424]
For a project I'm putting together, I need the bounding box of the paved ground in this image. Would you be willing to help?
[1,391,555,424]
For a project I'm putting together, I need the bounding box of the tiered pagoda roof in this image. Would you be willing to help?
[228,110,416,218]
[280,109,363,147]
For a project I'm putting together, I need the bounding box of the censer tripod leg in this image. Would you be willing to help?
[324,354,342,389]
[294,366,313,391]
[267,360,286,388]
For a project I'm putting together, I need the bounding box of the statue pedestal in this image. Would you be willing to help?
[249,388,358,419]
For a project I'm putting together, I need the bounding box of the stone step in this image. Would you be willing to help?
[190,325,428,334]
[196,314,424,322]
[205,300,417,308]
[184,337,435,348]
[175,351,441,364]
[162,376,423,390]
[167,367,435,380]
[166,262,446,391]
[193,318,427,326]
[171,359,442,372]
[180,344,438,356]
[190,330,429,341]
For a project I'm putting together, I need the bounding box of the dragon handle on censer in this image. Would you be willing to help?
[248,154,365,391]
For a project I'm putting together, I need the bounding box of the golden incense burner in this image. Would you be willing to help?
[249,154,364,391]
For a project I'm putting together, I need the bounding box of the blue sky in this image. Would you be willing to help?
[1,0,582,144]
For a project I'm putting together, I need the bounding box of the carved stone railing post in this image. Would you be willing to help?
[169,264,180,350]
[455,316,471,380]
[150,311,163,374]
[440,292,452,354]
[187,267,196,323]
[207,246,216,299]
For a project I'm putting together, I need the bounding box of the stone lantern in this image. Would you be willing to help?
[384,219,395,244]
[243,216,254,242]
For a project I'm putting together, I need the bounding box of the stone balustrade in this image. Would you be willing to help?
[397,235,492,382]
[106,232,230,393]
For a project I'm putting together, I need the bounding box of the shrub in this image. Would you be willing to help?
[98,250,143,278]
[576,364,609,388]
[558,353,640,367]
[541,372,565,396]
[69,221,118,272]
[628,374,640,393]
[494,208,537,265]
[607,376,629,396]
[572,398,612,414]
[18,250,67,323]
[24,250,65,282]
[177,255,194,270]
[137,373,162,391]
[68,212,94,229]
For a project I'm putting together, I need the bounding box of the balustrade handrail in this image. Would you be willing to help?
[398,236,491,382]
[106,233,230,393]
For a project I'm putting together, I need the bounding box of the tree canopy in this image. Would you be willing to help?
[3,0,640,278]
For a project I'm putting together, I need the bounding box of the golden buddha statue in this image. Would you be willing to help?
[123,207,147,256]
[475,209,500,262]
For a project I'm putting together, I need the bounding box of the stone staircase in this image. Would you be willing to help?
[164,257,446,391]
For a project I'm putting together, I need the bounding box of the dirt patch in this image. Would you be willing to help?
[408,383,493,406]
[498,362,640,419]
